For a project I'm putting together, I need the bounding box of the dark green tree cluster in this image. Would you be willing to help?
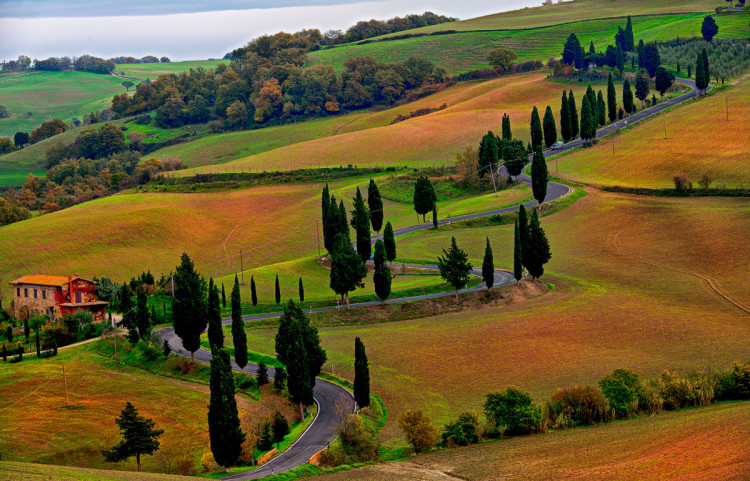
[501,113,512,140]
[579,95,597,141]
[499,133,527,180]
[643,43,661,78]
[330,218,367,308]
[596,90,606,127]
[275,301,327,419]
[562,33,584,68]
[568,91,579,140]
[351,187,372,262]
[635,70,650,107]
[207,278,223,352]
[701,15,719,42]
[655,67,675,96]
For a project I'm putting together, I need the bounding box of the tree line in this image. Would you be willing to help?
[322,11,457,45]
[1,54,171,73]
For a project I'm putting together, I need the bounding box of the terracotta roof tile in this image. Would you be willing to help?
[10,275,82,287]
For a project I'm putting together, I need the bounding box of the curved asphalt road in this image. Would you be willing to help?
[159,77,702,480]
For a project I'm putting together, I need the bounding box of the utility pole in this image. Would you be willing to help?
[63,364,70,408]
[612,140,615,157]
[663,115,667,139]
[171,275,174,298]
[726,97,729,121]
[240,249,244,284]
[316,220,321,258]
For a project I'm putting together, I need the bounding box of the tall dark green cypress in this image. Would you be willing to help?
[695,51,707,92]
[353,337,370,408]
[172,253,207,363]
[615,43,625,72]
[373,268,391,306]
[367,179,383,234]
[542,106,557,147]
[231,275,248,371]
[208,348,245,471]
[568,90,579,139]
[478,131,499,176]
[525,209,552,279]
[482,237,495,290]
[607,72,617,122]
[298,278,304,303]
[351,186,371,263]
[286,335,312,420]
[560,91,571,142]
[501,113,512,140]
[530,106,543,150]
[321,183,330,245]
[135,287,150,339]
[323,194,339,254]
[207,278,224,351]
[586,85,596,113]
[221,284,226,309]
[519,204,529,253]
[625,15,634,52]
[623,79,634,114]
[580,95,595,140]
[597,91,606,127]
[637,39,645,70]
[338,200,348,240]
[275,274,281,305]
[702,48,710,87]
[250,275,257,307]
[513,219,523,282]
[383,221,396,264]
[531,145,548,205]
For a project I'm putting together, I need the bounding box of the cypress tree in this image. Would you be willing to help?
[208,348,245,472]
[644,43,660,78]
[542,106,557,147]
[530,106,543,150]
[35,329,40,357]
[637,39,645,70]
[514,219,523,282]
[589,41,595,55]
[136,287,150,339]
[351,186,371,263]
[231,275,248,371]
[525,209,552,279]
[321,184,330,232]
[702,48,710,87]
[373,239,387,272]
[274,274,281,305]
[501,113,512,140]
[250,275,257,307]
[635,71,650,107]
[383,221,397,264]
[323,194,339,254]
[272,412,290,448]
[695,51,706,92]
[172,253,207,363]
[607,72,617,122]
[623,79,634,114]
[560,91,571,142]
[413,175,436,223]
[625,15,634,51]
[568,91,579,139]
[432,204,438,229]
[437,237,473,301]
[597,90,606,127]
[615,43,625,72]
[367,179,383,234]
[482,237,495,290]
[207,278,224,351]
[273,367,287,390]
[257,361,269,386]
[479,131,499,176]
[330,233,367,308]
[286,336,312,420]
[353,337,370,408]
[221,284,226,309]
[531,145,548,204]
[586,85,596,113]
[687,64,692,79]
[338,200,348,240]
[519,204,529,252]
[373,269,392,306]
[298,278,304,303]
[579,95,594,140]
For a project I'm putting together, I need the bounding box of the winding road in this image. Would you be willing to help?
[159,77,704,480]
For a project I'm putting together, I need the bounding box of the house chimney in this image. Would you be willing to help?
[75,273,80,278]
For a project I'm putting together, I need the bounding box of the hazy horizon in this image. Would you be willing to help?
[0,0,539,62]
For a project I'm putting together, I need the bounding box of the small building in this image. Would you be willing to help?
[9,274,108,322]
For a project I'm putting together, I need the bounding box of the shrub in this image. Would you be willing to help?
[645,370,717,411]
[236,373,256,391]
[484,386,541,437]
[200,451,218,473]
[318,413,380,466]
[599,369,643,418]
[547,385,610,428]
[697,172,713,193]
[442,411,480,446]
[397,410,439,453]
[719,362,750,400]
[134,114,151,125]
[673,173,692,194]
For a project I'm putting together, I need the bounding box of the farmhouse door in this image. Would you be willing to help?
[75,291,82,304]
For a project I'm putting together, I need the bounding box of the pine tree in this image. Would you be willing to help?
[275,274,281,305]
[542,106,557,147]
[257,361,269,386]
[367,179,383,233]
[162,339,171,358]
[208,348,245,472]
[413,175,436,223]
[479,131,499,176]
[607,72,617,122]
[482,237,495,290]
[250,275,257,307]
[272,412,290,448]
[501,113,512,140]
[623,79,634,114]
[560,91,571,142]
[562,33,582,67]
[597,90,606,127]
[568,91,579,139]
[330,232,367,308]
[353,337,371,408]
[525,209,552,279]
[135,287,150,339]
[530,106,543,150]
[221,284,226,308]
[231,275,248,371]
[383,221,397,265]
[257,422,273,451]
[514,219,523,282]
[437,237,473,301]
[531,145,549,204]
[207,278,224,351]
[102,402,164,472]
[172,253,207,362]
[273,367,287,390]
[625,15,634,51]
[298,278,304,303]
[351,186,371,263]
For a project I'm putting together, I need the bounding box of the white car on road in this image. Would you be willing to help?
[551,141,564,150]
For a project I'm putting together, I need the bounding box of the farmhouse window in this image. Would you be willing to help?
[42,290,46,300]
[16,287,20,297]
[34,289,37,298]
[75,291,82,304]
[24,288,28,298]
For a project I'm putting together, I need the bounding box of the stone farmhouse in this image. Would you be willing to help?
[9,274,108,321]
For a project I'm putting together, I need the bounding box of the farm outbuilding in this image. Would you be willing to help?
[9,274,108,321]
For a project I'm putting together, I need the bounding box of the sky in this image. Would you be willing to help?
[0,0,539,61]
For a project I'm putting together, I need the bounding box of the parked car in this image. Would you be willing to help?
[552,141,564,150]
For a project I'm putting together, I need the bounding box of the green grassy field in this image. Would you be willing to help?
[114,60,227,80]
[319,401,750,480]
[310,13,750,74]
[0,71,127,137]
[379,0,721,35]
